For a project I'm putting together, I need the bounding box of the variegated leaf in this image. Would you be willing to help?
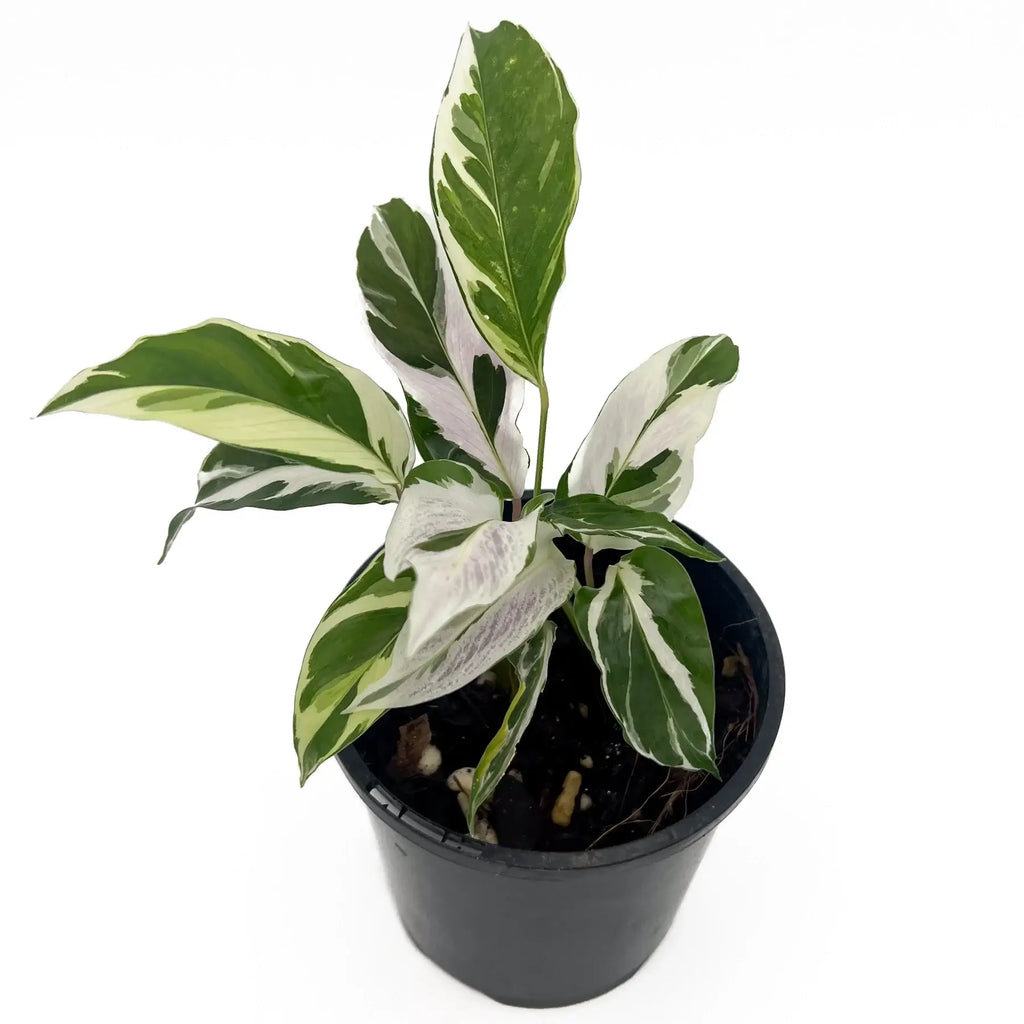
[358,199,528,497]
[383,460,501,579]
[402,509,542,655]
[467,621,555,828]
[161,443,394,563]
[39,318,413,491]
[294,552,413,784]
[431,21,580,386]
[564,335,738,517]
[574,546,718,773]
[522,491,555,516]
[384,460,541,654]
[350,527,574,711]
[541,493,721,561]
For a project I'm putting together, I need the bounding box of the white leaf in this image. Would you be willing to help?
[358,199,528,496]
[383,461,499,579]
[566,335,738,517]
[351,528,574,711]
[403,509,542,654]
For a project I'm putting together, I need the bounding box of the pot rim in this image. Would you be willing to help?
[337,527,784,874]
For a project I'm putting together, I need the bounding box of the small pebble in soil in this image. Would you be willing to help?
[473,817,499,844]
[579,754,594,769]
[579,793,593,812]
[552,770,583,827]
[354,605,760,852]
[418,744,442,776]
[447,766,473,795]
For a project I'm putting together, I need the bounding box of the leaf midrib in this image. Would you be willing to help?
[472,46,535,378]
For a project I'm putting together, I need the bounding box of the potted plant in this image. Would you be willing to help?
[39,21,784,1008]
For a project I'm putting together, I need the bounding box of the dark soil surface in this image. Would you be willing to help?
[353,543,760,851]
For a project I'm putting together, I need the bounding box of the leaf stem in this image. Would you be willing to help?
[533,377,550,499]
[560,599,587,648]
[583,546,595,588]
[510,493,522,520]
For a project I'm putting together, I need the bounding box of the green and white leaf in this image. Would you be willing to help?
[575,546,718,773]
[402,509,542,655]
[522,491,554,515]
[294,552,413,785]
[431,21,580,386]
[358,199,528,497]
[350,527,573,711]
[541,493,721,561]
[467,621,555,828]
[564,335,738,516]
[39,318,413,491]
[161,443,395,563]
[383,460,501,578]
[384,459,541,653]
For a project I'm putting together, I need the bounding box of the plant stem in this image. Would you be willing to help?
[510,493,522,520]
[583,546,595,588]
[560,599,587,647]
[533,377,550,498]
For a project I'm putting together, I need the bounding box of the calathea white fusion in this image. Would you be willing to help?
[381,461,544,654]
[39,20,739,835]
[358,199,529,500]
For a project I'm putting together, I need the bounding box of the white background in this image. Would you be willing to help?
[3,1,1022,1020]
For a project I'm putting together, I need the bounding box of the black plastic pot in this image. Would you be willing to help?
[337,526,784,1007]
